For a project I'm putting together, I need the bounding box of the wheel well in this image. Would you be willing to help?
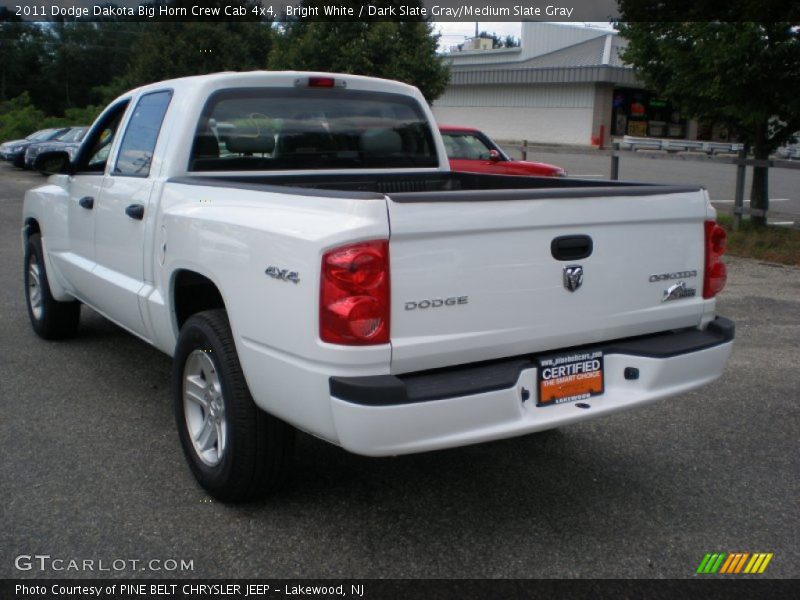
[24,218,41,241]
[173,270,225,330]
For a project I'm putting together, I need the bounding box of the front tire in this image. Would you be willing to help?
[24,233,81,339]
[172,309,295,501]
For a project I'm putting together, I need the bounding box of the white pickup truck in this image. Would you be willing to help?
[23,72,734,501]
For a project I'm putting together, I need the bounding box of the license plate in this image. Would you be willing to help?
[537,350,604,406]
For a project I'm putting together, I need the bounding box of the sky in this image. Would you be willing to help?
[434,21,616,52]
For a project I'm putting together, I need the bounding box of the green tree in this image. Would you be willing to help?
[124,1,272,88]
[477,31,519,49]
[40,21,146,114]
[124,21,272,88]
[477,31,503,49]
[1,20,143,116]
[617,20,800,226]
[0,21,50,106]
[0,92,47,140]
[62,104,105,126]
[269,2,449,102]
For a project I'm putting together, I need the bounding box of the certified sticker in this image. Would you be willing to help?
[538,350,604,406]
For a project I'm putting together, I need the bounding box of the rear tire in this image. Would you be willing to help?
[24,233,80,339]
[172,309,295,501]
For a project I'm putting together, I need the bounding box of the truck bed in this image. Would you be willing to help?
[169,171,701,201]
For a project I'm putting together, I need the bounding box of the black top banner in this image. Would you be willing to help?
[1,0,798,22]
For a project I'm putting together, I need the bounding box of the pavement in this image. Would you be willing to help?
[1,161,798,579]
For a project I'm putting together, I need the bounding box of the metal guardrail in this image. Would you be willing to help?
[618,135,745,155]
[607,144,799,230]
[507,140,799,231]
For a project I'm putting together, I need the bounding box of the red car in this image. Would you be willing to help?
[439,126,566,177]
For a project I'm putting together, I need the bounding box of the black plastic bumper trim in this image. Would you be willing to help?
[329,317,735,406]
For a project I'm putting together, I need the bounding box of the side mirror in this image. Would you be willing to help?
[34,151,72,175]
[488,149,501,162]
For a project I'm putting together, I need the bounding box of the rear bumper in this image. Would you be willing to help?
[329,317,734,456]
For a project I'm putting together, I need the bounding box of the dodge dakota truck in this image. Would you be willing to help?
[22,72,734,501]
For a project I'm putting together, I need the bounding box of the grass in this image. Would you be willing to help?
[716,213,800,266]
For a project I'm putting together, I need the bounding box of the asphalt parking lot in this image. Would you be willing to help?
[1,161,798,580]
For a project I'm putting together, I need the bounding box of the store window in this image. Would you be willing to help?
[611,88,686,139]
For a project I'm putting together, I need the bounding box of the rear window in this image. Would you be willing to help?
[189,88,438,172]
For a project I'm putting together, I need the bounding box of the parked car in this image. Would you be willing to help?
[23,71,733,501]
[776,143,800,160]
[25,126,87,170]
[440,125,566,177]
[0,128,70,167]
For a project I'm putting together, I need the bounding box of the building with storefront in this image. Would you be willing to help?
[433,22,696,147]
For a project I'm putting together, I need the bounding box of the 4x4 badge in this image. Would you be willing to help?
[563,265,583,292]
[265,266,300,284]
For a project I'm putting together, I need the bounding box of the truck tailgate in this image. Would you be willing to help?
[387,187,710,373]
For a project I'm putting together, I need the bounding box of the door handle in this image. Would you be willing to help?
[78,196,94,210]
[125,204,145,220]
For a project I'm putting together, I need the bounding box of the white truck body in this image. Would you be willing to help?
[22,72,733,496]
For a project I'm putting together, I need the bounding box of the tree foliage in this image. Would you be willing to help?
[45,21,145,113]
[0,4,449,153]
[477,31,520,49]
[0,21,50,108]
[269,2,449,102]
[0,92,48,141]
[123,0,273,87]
[1,2,449,120]
[617,20,800,225]
[454,32,520,52]
[124,21,273,87]
[1,20,145,113]
[0,92,102,140]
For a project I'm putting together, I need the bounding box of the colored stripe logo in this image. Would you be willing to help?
[696,552,773,574]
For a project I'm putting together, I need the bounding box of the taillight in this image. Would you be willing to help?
[320,240,390,345]
[703,220,728,298]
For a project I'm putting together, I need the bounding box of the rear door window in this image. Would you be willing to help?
[114,90,172,177]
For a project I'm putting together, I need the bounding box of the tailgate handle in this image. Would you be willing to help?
[551,235,593,261]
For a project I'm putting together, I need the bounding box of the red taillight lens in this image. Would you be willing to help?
[703,220,728,298]
[320,240,390,345]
